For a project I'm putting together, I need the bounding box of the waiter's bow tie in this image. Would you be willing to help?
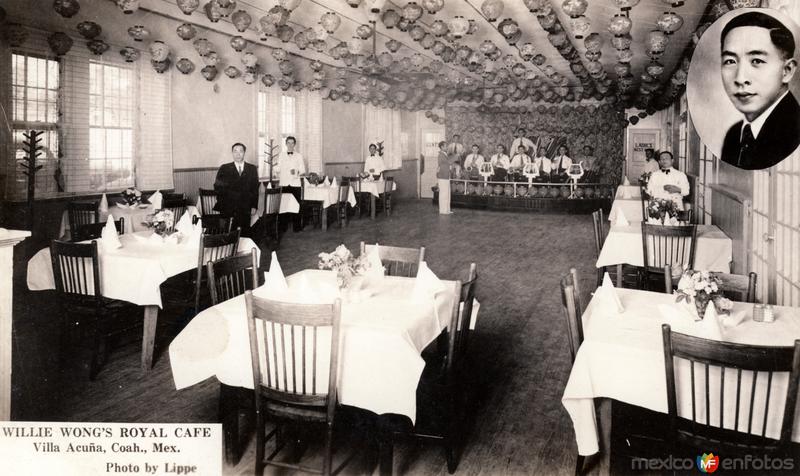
[661,169,670,174]
[287,152,294,155]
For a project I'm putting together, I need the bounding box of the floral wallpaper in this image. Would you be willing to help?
[444,104,628,184]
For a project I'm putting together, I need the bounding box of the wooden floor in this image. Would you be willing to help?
[11,199,614,475]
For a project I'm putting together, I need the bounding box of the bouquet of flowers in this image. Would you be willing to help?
[647,198,680,224]
[122,188,142,205]
[144,209,175,236]
[305,172,323,185]
[318,244,371,289]
[675,269,733,319]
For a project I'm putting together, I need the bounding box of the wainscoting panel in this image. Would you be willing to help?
[173,167,217,203]
[709,184,751,274]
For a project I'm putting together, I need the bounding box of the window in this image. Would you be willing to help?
[678,94,688,173]
[89,61,135,191]
[281,95,296,138]
[257,92,298,178]
[11,52,60,195]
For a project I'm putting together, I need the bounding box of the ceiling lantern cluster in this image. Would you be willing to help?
[562,0,589,39]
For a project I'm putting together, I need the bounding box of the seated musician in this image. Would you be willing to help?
[490,144,511,170]
[532,146,552,179]
[474,152,494,177]
[551,145,572,182]
[463,144,484,173]
[509,145,532,172]
[580,145,598,181]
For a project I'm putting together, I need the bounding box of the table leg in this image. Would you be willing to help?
[321,206,328,231]
[141,305,158,371]
[616,264,623,288]
[219,384,240,464]
[370,195,376,220]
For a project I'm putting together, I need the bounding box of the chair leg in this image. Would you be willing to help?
[322,421,334,476]
[575,454,585,476]
[88,313,103,380]
[255,409,265,476]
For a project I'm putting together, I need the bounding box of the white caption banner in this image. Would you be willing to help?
[0,422,222,476]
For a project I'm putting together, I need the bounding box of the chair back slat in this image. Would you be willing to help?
[264,188,282,215]
[359,242,424,277]
[50,240,101,298]
[560,269,584,363]
[67,202,99,234]
[447,263,478,377]
[591,209,605,256]
[193,215,233,235]
[245,292,341,408]
[713,272,758,303]
[641,223,698,272]
[198,188,218,215]
[206,249,259,305]
[662,324,800,453]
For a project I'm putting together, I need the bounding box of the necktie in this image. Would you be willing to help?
[738,124,755,167]
[237,164,242,175]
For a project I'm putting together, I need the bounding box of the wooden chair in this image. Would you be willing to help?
[359,242,425,277]
[329,182,350,228]
[560,268,588,474]
[73,218,125,242]
[163,191,185,201]
[192,215,233,235]
[207,249,259,306]
[198,188,219,216]
[162,197,189,232]
[661,324,800,458]
[640,223,697,291]
[299,178,322,229]
[193,229,241,315]
[262,187,282,245]
[67,201,99,238]
[374,176,394,217]
[50,240,132,379]
[664,265,757,303]
[591,209,606,287]
[244,292,346,476]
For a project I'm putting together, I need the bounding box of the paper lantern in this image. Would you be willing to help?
[647,30,668,54]
[320,12,341,34]
[117,0,140,14]
[262,74,276,87]
[347,36,364,56]
[120,46,140,63]
[176,0,200,15]
[357,24,373,40]
[532,54,546,66]
[224,66,241,78]
[611,34,632,50]
[449,16,470,39]
[584,32,602,53]
[616,48,634,63]
[409,25,426,41]
[646,61,665,77]
[277,25,295,43]
[279,0,301,12]
[46,32,72,57]
[397,18,411,32]
[176,23,197,41]
[571,17,590,39]
[402,2,423,23]
[613,0,639,11]
[346,0,361,6]
[54,0,81,18]
[657,11,683,35]
[149,41,170,62]
[421,34,436,50]
[268,5,289,26]
[584,50,601,62]
[272,48,288,62]
[77,21,101,40]
[87,40,110,56]
[294,30,309,50]
[364,0,387,13]
[229,35,247,52]
[201,65,218,81]
[382,9,400,28]
[243,67,258,84]
[242,52,257,68]
[176,58,195,74]
[519,43,536,61]
[214,0,236,16]
[202,51,220,67]
[422,0,444,14]
[193,38,212,56]
[481,0,504,22]
[279,60,295,76]
[151,58,171,74]
[204,1,223,22]
[608,14,632,37]
[128,25,150,42]
[468,19,479,35]
[386,39,401,52]
[411,53,425,69]
[562,0,587,18]
[498,19,521,45]
[538,12,557,31]
[431,20,448,38]
[231,10,252,32]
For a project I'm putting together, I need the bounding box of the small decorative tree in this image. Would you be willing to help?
[18,130,44,228]
[263,138,280,186]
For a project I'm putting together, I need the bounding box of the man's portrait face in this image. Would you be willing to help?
[471,145,479,153]
[232,145,245,162]
[658,152,674,169]
[517,146,526,154]
[286,138,296,150]
[516,128,525,137]
[369,145,377,154]
[495,144,503,153]
[721,26,797,122]
[583,146,592,155]
[538,147,547,157]
[452,135,460,142]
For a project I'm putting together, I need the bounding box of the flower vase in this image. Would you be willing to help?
[694,294,711,319]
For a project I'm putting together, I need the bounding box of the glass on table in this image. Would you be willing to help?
[753,303,775,323]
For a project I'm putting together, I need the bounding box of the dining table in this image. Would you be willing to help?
[247,182,301,227]
[608,187,644,223]
[58,202,200,240]
[562,287,800,457]
[26,231,260,371]
[358,179,397,219]
[301,184,357,230]
[596,224,732,286]
[169,269,460,464]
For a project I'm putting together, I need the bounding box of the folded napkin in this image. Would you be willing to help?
[365,244,385,280]
[101,214,122,251]
[175,211,194,237]
[592,272,625,317]
[261,251,289,297]
[412,261,447,300]
[698,304,724,340]
[614,208,630,226]
[623,176,631,186]
[266,181,273,189]
[149,190,163,210]
[99,193,109,214]
[330,177,338,189]
[658,300,726,341]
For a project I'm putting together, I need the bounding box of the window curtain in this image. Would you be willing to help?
[297,90,323,173]
[363,105,402,170]
[136,61,173,191]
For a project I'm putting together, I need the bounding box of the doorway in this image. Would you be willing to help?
[626,129,661,182]
[420,130,443,198]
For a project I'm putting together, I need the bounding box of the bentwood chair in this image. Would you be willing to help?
[661,325,800,459]
[359,242,425,277]
[193,229,241,315]
[245,292,351,476]
[50,240,134,380]
[207,249,260,306]
[67,201,99,238]
[192,215,233,235]
[162,197,189,232]
[198,188,219,216]
[640,223,697,291]
[72,218,125,242]
[262,187,282,245]
[664,265,757,303]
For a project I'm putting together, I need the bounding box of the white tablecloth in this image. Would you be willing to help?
[562,288,800,456]
[249,185,301,227]
[169,270,458,422]
[27,232,259,308]
[596,224,732,272]
[59,204,200,240]
[615,185,641,199]
[608,197,643,223]
[303,185,357,209]
[359,180,397,198]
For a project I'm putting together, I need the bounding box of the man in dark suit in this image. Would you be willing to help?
[720,11,799,170]
[213,142,259,236]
